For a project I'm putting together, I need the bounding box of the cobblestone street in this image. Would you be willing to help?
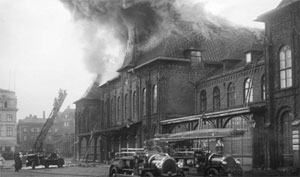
[0,160,109,177]
[0,160,299,177]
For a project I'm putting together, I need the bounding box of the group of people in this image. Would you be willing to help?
[0,152,23,172]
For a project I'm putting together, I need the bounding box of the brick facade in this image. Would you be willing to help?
[74,0,300,172]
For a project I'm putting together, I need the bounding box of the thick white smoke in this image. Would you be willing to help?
[61,0,260,84]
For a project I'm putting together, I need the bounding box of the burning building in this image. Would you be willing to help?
[66,0,300,173]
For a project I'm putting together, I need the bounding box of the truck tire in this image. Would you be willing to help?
[109,167,118,177]
[207,168,218,177]
[32,161,35,170]
[144,172,154,177]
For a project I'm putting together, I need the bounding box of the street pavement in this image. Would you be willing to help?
[0,160,110,177]
[0,160,299,177]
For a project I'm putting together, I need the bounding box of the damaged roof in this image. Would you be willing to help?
[119,21,259,71]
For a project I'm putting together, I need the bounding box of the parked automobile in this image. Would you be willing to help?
[26,152,64,169]
[172,149,243,177]
[109,148,185,177]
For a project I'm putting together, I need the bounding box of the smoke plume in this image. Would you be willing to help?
[61,0,259,84]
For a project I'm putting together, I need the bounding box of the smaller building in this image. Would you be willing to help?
[17,107,75,156]
[0,88,18,154]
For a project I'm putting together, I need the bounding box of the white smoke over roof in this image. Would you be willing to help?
[61,0,260,84]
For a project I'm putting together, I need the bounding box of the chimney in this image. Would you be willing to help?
[43,111,46,119]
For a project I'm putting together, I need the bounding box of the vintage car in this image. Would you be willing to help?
[109,148,185,177]
[172,149,243,177]
[26,152,64,169]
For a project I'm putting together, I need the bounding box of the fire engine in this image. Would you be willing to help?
[25,89,67,169]
[109,148,185,177]
[152,128,246,177]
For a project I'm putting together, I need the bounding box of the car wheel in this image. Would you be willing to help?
[31,161,35,170]
[45,164,49,168]
[207,168,218,177]
[144,172,154,177]
[110,167,118,177]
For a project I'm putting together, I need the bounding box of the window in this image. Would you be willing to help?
[0,114,2,122]
[7,127,13,136]
[117,97,121,122]
[244,78,253,103]
[142,88,146,115]
[111,99,115,123]
[6,114,13,122]
[37,128,40,132]
[31,128,34,132]
[223,116,252,166]
[213,87,220,111]
[261,75,266,100]
[132,91,137,118]
[24,135,27,141]
[23,127,27,132]
[227,83,235,107]
[281,111,294,166]
[152,85,158,113]
[200,90,207,113]
[125,94,128,119]
[191,50,202,62]
[55,128,58,133]
[4,101,7,108]
[279,45,292,89]
[246,52,251,63]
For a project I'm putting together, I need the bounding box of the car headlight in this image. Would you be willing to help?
[234,158,241,164]
[155,162,163,169]
[177,159,184,168]
[221,160,228,165]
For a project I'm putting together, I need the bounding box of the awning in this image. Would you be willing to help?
[160,107,251,125]
[0,140,18,146]
[153,128,246,142]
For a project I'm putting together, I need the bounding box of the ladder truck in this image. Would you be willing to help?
[25,89,67,169]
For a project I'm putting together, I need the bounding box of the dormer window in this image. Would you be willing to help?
[191,50,202,62]
[184,48,203,68]
[246,52,252,63]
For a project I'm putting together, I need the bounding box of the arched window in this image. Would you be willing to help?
[244,78,253,104]
[227,83,235,107]
[117,96,121,123]
[111,99,114,125]
[125,94,128,119]
[279,45,292,89]
[213,87,220,111]
[200,90,207,113]
[281,111,294,166]
[223,116,252,166]
[261,75,266,100]
[142,88,146,115]
[132,91,137,118]
[152,85,158,113]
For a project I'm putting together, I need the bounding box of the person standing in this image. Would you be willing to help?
[14,152,22,172]
[0,154,5,171]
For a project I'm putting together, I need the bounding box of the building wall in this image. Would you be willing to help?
[0,89,18,153]
[263,2,300,169]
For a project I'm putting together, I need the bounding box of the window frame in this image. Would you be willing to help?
[213,87,220,111]
[227,83,235,107]
[142,88,147,116]
[152,85,158,113]
[261,75,266,100]
[200,90,207,113]
[244,78,253,104]
[279,45,292,89]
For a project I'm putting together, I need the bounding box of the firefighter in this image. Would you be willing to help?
[215,138,224,154]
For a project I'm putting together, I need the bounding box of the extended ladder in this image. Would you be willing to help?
[32,89,67,152]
